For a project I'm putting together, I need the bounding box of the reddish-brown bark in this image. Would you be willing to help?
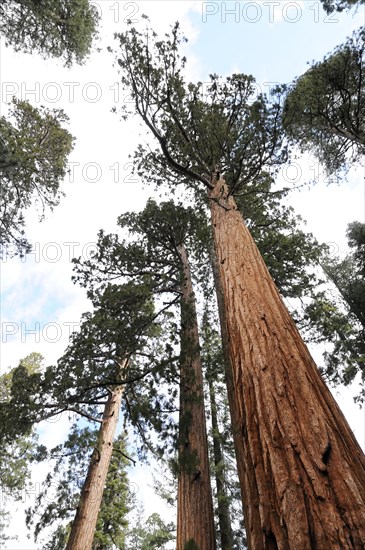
[66,370,125,550]
[176,242,216,550]
[209,178,365,550]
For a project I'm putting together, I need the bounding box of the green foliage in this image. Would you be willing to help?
[73,198,210,300]
[283,27,365,175]
[0,354,47,544]
[320,0,364,13]
[113,20,288,197]
[0,98,74,255]
[2,280,177,466]
[0,509,15,545]
[0,352,45,461]
[126,505,175,549]
[0,0,100,66]
[300,223,365,401]
[184,540,200,550]
[27,427,130,547]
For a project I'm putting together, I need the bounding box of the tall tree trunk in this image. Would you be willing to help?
[210,242,249,540]
[207,375,234,550]
[209,178,365,549]
[66,363,126,550]
[177,242,216,550]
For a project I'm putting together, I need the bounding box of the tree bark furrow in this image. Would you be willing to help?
[176,242,216,550]
[209,179,365,550]
[66,361,126,550]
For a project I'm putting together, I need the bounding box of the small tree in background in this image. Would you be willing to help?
[0,0,100,66]
[0,99,74,255]
[283,28,365,175]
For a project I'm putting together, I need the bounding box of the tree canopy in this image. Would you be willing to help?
[304,222,365,401]
[0,98,74,256]
[113,20,288,198]
[0,0,100,66]
[283,27,365,175]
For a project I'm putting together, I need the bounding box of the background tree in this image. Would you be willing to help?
[320,0,364,13]
[301,222,365,402]
[27,427,130,549]
[0,0,100,66]
[3,281,176,549]
[283,27,365,175]
[114,21,365,548]
[0,353,47,545]
[0,98,74,255]
[201,309,238,550]
[126,503,175,549]
[74,199,216,549]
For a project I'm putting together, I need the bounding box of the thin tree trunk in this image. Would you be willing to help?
[209,178,365,549]
[176,242,216,550]
[66,362,126,550]
[207,375,234,550]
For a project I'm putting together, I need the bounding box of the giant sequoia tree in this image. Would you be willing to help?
[113,21,365,548]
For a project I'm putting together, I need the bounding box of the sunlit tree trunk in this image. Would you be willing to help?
[209,178,365,549]
[66,362,126,550]
[177,242,216,550]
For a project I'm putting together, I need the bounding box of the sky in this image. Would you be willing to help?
[1,1,365,547]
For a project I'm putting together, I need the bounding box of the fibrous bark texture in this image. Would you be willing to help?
[209,178,365,550]
[66,372,125,550]
[177,242,216,550]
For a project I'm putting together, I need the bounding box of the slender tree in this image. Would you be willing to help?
[114,22,365,548]
[177,241,216,550]
[52,282,162,550]
[27,428,130,549]
[65,369,126,550]
[74,199,217,549]
[201,311,235,550]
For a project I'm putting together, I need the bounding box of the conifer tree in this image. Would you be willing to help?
[27,427,130,549]
[74,199,216,549]
[113,21,365,548]
[283,27,365,176]
[0,98,74,255]
[0,0,100,66]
